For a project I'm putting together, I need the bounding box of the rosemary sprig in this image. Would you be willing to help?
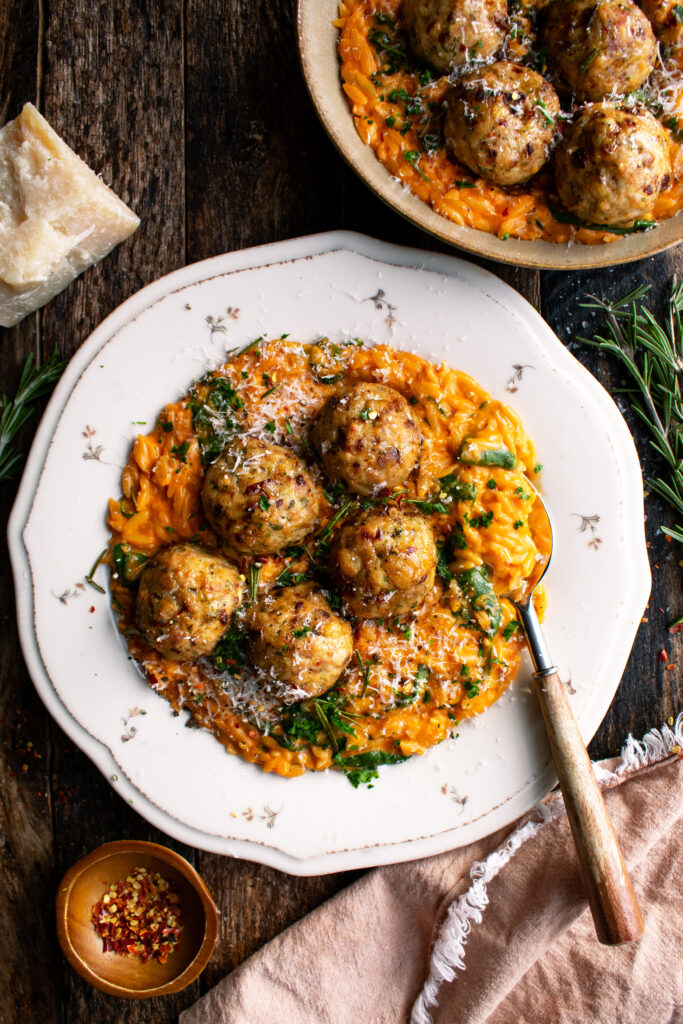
[579,281,683,543]
[0,348,67,482]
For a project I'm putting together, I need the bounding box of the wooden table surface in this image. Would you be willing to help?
[0,1,681,1020]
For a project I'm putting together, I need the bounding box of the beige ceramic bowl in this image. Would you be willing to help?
[297,0,683,269]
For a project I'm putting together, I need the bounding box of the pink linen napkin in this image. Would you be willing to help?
[181,719,683,1024]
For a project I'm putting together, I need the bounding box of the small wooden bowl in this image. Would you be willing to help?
[55,840,218,998]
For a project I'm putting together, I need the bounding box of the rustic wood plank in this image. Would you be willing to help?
[36,0,190,1019]
[0,1,63,1019]
[541,255,682,760]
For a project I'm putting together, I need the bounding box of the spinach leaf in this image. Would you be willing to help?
[333,749,408,788]
[457,566,501,635]
[112,543,148,588]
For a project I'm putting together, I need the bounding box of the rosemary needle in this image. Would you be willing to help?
[579,281,683,543]
[0,348,67,483]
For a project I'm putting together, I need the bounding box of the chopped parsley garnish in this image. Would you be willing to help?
[367,18,410,75]
[187,374,245,465]
[171,441,190,463]
[388,88,422,116]
[160,421,174,432]
[456,180,475,189]
[264,419,276,433]
[259,494,270,511]
[212,627,248,673]
[275,565,310,587]
[486,478,497,489]
[404,149,430,181]
[469,511,494,529]
[292,625,312,638]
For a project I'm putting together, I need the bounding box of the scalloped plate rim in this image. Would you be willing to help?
[8,230,651,873]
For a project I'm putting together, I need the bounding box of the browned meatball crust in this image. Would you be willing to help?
[136,543,245,662]
[246,583,353,699]
[201,435,323,555]
[444,61,561,186]
[555,104,672,226]
[312,382,421,497]
[331,503,437,618]
[403,0,508,72]
[542,0,656,102]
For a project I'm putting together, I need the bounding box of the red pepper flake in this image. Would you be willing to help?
[91,866,183,963]
[658,649,669,663]
[89,606,95,613]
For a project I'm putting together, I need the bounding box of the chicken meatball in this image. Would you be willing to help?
[312,382,421,497]
[403,0,508,73]
[331,504,437,618]
[444,61,561,185]
[555,104,672,226]
[136,543,245,662]
[542,0,656,101]
[247,583,353,699]
[201,435,323,555]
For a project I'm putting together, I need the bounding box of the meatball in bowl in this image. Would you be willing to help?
[331,503,437,619]
[136,543,245,662]
[312,381,421,496]
[403,0,508,72]
[246,583,353,700]
[542,0,656,101]
[202,435,323,555]
[444,61,561,186]
[555,105,673,227]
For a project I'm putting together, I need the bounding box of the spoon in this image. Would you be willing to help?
[510,487,644,945]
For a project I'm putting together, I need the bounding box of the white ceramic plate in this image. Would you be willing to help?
[9,232,650,874]
[298,0,683,270]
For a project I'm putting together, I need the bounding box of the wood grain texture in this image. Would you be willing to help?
[534,670,644,945]
[0,0,680,1020]
[541,257,683,760]
[0,1,60,1019]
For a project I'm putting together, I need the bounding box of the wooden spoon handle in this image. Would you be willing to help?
[534,671,644,945]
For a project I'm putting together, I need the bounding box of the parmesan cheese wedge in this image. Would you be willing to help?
[0,103,140,328]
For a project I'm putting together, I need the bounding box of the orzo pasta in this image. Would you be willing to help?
[335,0,683,246]
[108,337,549,787]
